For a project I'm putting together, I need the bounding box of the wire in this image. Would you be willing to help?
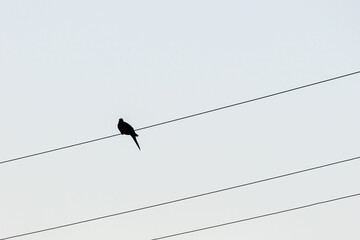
[1,70,359,165]
[0,134,120,165]
[151,192,360,240]
[1,155,359,240]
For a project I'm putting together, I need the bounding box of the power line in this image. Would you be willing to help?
[136,70,359,132]
[0,134,120,165]
[1,70,359,165]
[151,192,360,240]
[1,155,359,240]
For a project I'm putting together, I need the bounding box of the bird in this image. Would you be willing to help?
[117,118,141,150]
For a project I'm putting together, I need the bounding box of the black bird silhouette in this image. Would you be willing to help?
[117,118,140,150]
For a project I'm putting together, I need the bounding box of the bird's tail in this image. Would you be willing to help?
[131,135,141,150]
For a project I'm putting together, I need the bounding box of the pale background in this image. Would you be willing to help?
[1,1,360,239]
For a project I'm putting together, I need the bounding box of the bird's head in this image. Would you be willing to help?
[119,118,124,123]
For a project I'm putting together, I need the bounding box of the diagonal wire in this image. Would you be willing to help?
[1,70,359,165]
[151,192,360,240]
[1,155,359,240]
[0,134,120,165]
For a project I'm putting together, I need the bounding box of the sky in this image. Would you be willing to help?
[1,0,360,239]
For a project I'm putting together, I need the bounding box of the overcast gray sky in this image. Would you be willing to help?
[1,0,360,239]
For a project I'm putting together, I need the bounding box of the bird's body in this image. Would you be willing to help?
[117,118,141,150]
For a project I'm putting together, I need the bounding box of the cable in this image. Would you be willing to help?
[1,70,359,165]
[1,155,359,240]
[151,192,360,240]
[0,134,120,165]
